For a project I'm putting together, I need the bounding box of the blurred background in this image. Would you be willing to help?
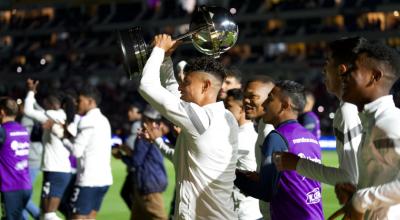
[1,0,400,219]
[2,0,400,136]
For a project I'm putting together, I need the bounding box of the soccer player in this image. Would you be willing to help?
[242,75,275,219]
[331,40,400,219]
[274,37,365,189]
[235,80,324,220]
[0,97,32,220]
[224,88,263,220]
[23,79,70,220]
[138,34,239,219]
[62,86,113,220]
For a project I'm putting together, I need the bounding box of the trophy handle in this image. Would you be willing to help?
[173,25,208,41]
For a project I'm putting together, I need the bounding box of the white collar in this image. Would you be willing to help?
[363,95,395,115]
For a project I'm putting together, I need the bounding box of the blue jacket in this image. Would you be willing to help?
[122,137,167,195]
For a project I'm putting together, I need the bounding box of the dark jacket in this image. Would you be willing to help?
[122,137,167,195]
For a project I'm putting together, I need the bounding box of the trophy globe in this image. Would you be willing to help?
[118,5,238,79]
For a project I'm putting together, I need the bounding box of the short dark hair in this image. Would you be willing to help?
[78,86,101,105]
[45,94,61,107]
[184,56,226,84]
[275,80,306,113]
[327,37,367,65]
[226,88,244,102]
[226,66,243,84]
[356,40,400,78]
[244,75,275,88]
[0,97,19,117]
[128,102,144,113]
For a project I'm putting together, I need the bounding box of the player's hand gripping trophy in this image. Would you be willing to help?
[117,5,238,79]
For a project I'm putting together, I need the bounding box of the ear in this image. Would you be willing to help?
[0,109,5,118]
[338,64,348,76]
[202,79,211,93]
[88,97,97,106]
[239,105,245,114]
[371,68,383,84]
[280,98,290,111]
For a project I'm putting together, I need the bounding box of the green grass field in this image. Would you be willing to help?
[5,151,340,219]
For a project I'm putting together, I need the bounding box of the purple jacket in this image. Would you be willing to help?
[0,121,32,192]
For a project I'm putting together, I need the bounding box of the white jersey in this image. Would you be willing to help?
[255,119,274,220]
[234,122,263,220]
[139,47,238,220]
[255,120,274,171]
[64,108,113,187]
[24,91,70,173]
[351,95,400,219]
[296,102,361,185]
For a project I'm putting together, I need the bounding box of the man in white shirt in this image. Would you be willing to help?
[330,39,400,219]
[138,34,238,220]
[23,79,70,220]
[241,75,274,219]
[224,88,263,220]
[63,86,113,220]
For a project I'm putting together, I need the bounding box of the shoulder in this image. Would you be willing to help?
[224,109,239,127]
[264,130,287,148]
[340,102,359,119]
[376,106,400,137]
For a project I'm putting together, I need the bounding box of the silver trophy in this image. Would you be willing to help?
[118,5,238,79]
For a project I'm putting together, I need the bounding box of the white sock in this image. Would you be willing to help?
[43,212,62,220]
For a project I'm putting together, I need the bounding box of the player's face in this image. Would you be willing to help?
[218,76,241,100]
[340,55,372,108]
[178,71,204,104]
[243,81,273,120]
[262,87,282,125]
[323,55,342,96]
[224,96,242,122]
[77,95,91,115]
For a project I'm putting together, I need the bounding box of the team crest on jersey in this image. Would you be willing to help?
[306,187,321,204]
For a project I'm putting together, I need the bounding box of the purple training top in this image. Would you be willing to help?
[0,121,32,192]
[272,121,324,220]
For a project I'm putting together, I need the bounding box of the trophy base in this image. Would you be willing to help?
[118,27,149,79]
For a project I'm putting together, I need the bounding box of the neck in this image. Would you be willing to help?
[357,89,389,112]
[2,116,15,123]
[273,115,297,128]
[197,96,217,106]
[238,115,251,126]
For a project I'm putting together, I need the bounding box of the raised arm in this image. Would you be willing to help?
[160,56,180,98]
[23,79,49,123]
[24,91,48,123]
[138,35,208,137]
